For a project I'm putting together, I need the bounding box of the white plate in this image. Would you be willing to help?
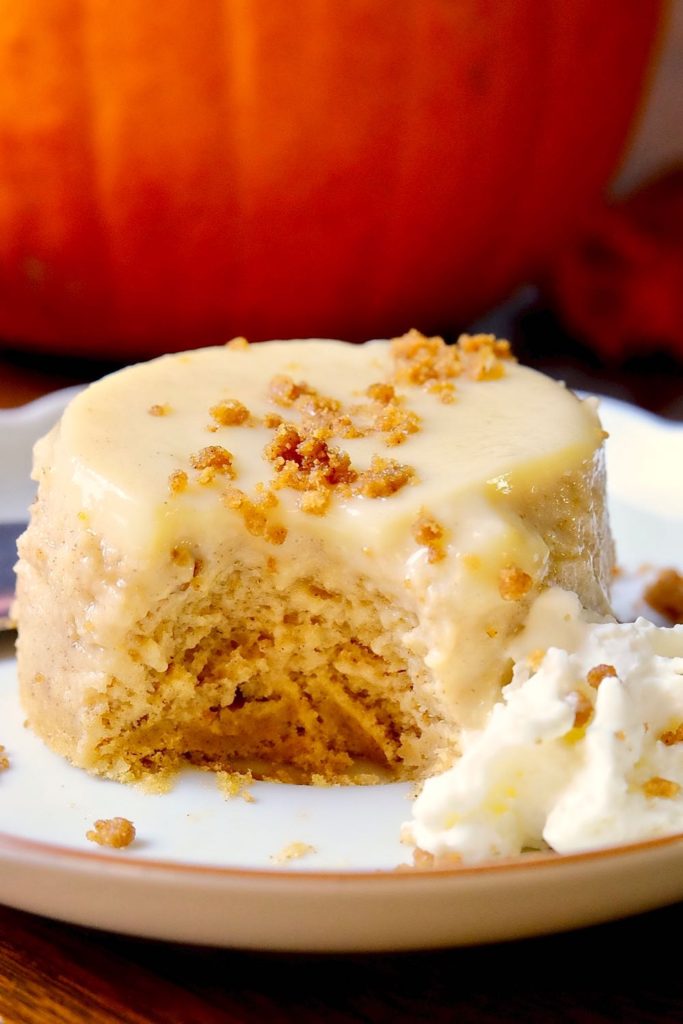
[0,387,682,952]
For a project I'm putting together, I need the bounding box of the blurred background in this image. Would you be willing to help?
[0,0,681,416]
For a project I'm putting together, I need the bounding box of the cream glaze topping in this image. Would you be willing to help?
[32,336,609,724]
[46,338,603,549]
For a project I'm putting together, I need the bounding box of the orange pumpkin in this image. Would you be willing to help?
[0,1,664,358]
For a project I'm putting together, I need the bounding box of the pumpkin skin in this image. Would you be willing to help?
[0,1,663,358]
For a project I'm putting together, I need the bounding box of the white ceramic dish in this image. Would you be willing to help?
[0,386,681,952]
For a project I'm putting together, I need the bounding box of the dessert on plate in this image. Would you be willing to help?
[14,331,613,785]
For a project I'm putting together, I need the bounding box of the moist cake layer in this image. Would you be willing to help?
[14,333,614,782]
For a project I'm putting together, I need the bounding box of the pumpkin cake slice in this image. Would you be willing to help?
[14,332,614,783]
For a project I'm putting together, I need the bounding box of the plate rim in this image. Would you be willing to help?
[2,819,683,884]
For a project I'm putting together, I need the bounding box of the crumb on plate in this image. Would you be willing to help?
[86,817,136,849]
[271,841,316,863]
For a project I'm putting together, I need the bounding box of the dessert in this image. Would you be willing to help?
[14,332,613,784]
[408,588,683,863]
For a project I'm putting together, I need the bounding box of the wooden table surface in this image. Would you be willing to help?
[1,315,682,1023]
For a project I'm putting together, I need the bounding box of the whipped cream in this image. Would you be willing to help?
[408,589,683,863]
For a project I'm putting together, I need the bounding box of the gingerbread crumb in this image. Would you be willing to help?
[659,723,683,746]
[299,490,332,516]
[226,336,249,349]
[265,523,287,545]
[498,565,533,601]
[427,380,457,404]
[209,399,251,427]
[223,487,287,545]
[297,392,343,419]
[366,382,396,404]
[390,329,513,392]
[271,841,316,863]
[374,402,421,447]
[268,374,312,407]
[253,482,279,507]
[570,690,593,729]
[0,745,9,771]
[261,348,433,451]
[148,403,171,416]
[334,414,366,440]
[587,663,618,689]
[168,469,189,495]
[354,456,415,498]
[265,423,358,492]
[263,412,284,429]
[86,817,136,848]
[190,445,236,484]
[267,376,349,437]
[642,777,681,799]
[458,333,513,381]
[644,568,683,623]
[412,510,447,563]
[390,329,462,387]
